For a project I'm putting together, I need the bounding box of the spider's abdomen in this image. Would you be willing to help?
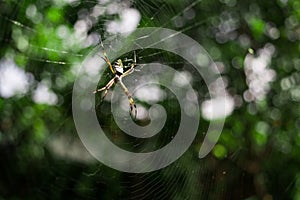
[115,66,123,76]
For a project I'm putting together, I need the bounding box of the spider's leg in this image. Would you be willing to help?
[93,77,115,101]
[99,40,115,74]
[120,59,138,78]
[120,67,134,78]
[101,56,115,74]
[118,79,137,119]
[124,51,136,63]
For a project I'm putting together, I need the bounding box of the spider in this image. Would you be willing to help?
[93,41,138,119]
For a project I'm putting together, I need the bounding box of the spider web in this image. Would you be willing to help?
[0,0,245,199]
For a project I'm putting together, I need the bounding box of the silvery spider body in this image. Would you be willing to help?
[93,43,138,119]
